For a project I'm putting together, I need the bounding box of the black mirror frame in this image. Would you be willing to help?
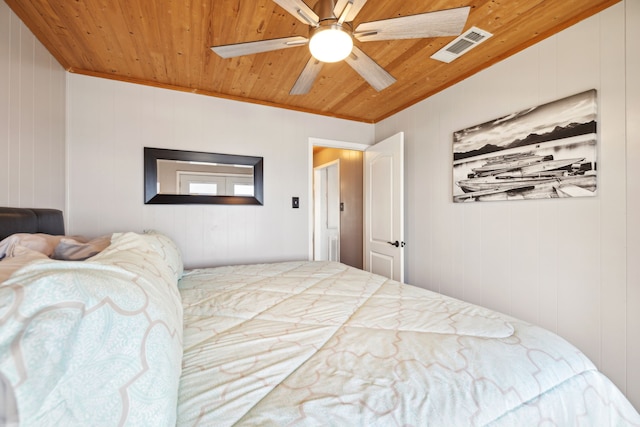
[144,147,264,205]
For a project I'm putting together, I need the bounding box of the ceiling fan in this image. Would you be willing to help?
[211,0,470,95]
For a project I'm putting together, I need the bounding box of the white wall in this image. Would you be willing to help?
[66,74,374,268]
[626,0,640,410]
[376,0,639,410]
[0,2,65,212]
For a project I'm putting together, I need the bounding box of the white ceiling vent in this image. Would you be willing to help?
[431,27,493,63]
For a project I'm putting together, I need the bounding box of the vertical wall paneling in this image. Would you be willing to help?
[0,2,65,211]
[375,1,637,410]
[33,40,50,204]
[599,1,629,397]
[626,0,640,410]
[18,21,34,206]
[0,3,9,207]
[66,74,374,268]
[7,7,20,205]
[548,19,602,368]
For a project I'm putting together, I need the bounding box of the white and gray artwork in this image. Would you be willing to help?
[453,89,597,203]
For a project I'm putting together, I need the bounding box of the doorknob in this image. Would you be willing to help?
[387,240,405,247]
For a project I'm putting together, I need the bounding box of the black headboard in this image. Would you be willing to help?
[0,207,65,241]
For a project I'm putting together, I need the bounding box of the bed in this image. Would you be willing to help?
[1,207,639,426]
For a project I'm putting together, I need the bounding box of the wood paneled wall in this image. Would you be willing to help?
[376,0,639,410]
[0,2,65,211]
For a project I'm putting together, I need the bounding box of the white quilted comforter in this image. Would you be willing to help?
[177,261,640,426]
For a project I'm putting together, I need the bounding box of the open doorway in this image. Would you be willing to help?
[311,143,365,269]
[313,160,340,262]
[308,134,404,279]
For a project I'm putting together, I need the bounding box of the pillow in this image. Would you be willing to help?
[91,230,184,282]
[52,235,111,261]
[0,246,49,283]
[0,231,184,425]
[0,233,63,259]
[142,230,184,281]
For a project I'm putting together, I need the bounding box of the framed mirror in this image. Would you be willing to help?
[144,147,263,205]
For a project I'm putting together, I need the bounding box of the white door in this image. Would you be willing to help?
[364,132,404,281]
[314,161,340,262]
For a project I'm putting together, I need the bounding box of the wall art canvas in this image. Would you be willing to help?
[453,89,597,203]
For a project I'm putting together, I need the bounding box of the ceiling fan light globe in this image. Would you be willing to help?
[309,27,353,63]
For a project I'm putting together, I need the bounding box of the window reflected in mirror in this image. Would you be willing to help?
[144,147,263,205]
[156,159,254,196]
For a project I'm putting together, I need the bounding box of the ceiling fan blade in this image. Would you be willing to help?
[333,0,368,23]
[211,36,308,59]
[272,0,319,26]
[354,6,470,42]
[344,46,396,92]
[290,57,324,95]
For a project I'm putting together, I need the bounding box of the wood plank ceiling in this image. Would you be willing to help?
[6,0,620,123]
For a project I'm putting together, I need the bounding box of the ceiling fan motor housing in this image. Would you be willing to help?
[312,0,354,36]
[314,0,341,23]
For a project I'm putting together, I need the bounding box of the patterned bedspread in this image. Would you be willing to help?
[177,261,640,426]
